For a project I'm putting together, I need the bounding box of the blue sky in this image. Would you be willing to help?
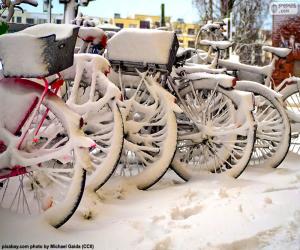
[23,0,300,29]
[24,0,200,23]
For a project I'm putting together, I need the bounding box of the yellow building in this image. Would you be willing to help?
[172,21,200,48]
[113,14,171,29]
[105,13,200,48]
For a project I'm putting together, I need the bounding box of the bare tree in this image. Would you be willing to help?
[193,0,271,64]
[231,0,271,64]
[192,0,236,21]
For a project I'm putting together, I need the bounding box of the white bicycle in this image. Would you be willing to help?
[177,25,291,169]
[107,28,256,181]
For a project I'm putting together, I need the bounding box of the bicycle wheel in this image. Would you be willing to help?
[171,79,255,180]
[114,74,178,190]
[280,83,300,154]
[62,77,124,192]
[236,81,290,168]
[0,78,89,228]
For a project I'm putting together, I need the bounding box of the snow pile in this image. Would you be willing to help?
[0,24,78,77]
[200,40,233,50]
[20,23,77,40]
[1,152,300,249]
[107,28,176,65]
[0,33,47,77]
[187,72,235,88]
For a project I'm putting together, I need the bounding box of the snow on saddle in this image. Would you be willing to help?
[0,23,79,78]
[262,46,292,58]
[200,40,233,50]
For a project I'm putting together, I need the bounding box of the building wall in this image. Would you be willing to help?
[173,22,200,48]
[114,18,140,28]
[8,11,200,48]
[111,14,199,48]
[113,14,171,29]
[7,11,63,25]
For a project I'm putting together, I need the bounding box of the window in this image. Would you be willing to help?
[140,20,150,29]
[37,19,47,24]
[114,13,121,18]
[16,17,22,23]
[129,24,137,28]
[116,23,124,28]
[26,18,35,24]
[187,28,195,35]
[11,17,14,22]
[175,29,182,34]
[188,41,195,48]
[56,19,62,24]
[294,60,300,77]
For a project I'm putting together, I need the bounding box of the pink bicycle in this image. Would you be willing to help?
[0,24,95,228]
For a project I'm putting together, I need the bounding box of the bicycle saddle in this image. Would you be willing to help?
[262,46,292,58]
[200,40,233,50]
[201,23,221,32]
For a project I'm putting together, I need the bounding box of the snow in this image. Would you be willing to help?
[20,23,77,40]
[107,28,176,65]
[0,24,78,77]
[262,46,292,58]
[1,152,300,249]
[186,72,236,88]
[200,40,233,50]
[0,33,47,77]
[176,63,226,74]
[217,58,273,77]
[78,27,105,41]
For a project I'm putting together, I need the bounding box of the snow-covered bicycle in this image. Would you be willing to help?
[214,44,291,166]
[0,24,95,228]
[178,24,291,169]
[107,29,256,181]
[106,30,181,190]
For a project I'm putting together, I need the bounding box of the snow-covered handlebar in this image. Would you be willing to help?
[2,0,38,22]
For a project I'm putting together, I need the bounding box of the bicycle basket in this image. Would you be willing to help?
[107,28,179,75]
[0,23,79,78]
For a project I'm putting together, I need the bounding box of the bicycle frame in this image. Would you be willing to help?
[217,54,277,88]
[198,26,300,92]
[0,75,72,179]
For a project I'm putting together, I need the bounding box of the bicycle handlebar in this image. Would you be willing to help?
[1,0,38,22]
[12,0,38,6]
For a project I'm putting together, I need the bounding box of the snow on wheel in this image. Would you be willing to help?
[0,79,89,228]
[113,73,178,190]
[235,81,290,168]
[60,54,124,192]
[280,84,300,155]
[171,79,255,180]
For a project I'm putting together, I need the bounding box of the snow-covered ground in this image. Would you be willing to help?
[1,152,300,250]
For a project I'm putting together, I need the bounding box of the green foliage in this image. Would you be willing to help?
[0,20,9,35]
